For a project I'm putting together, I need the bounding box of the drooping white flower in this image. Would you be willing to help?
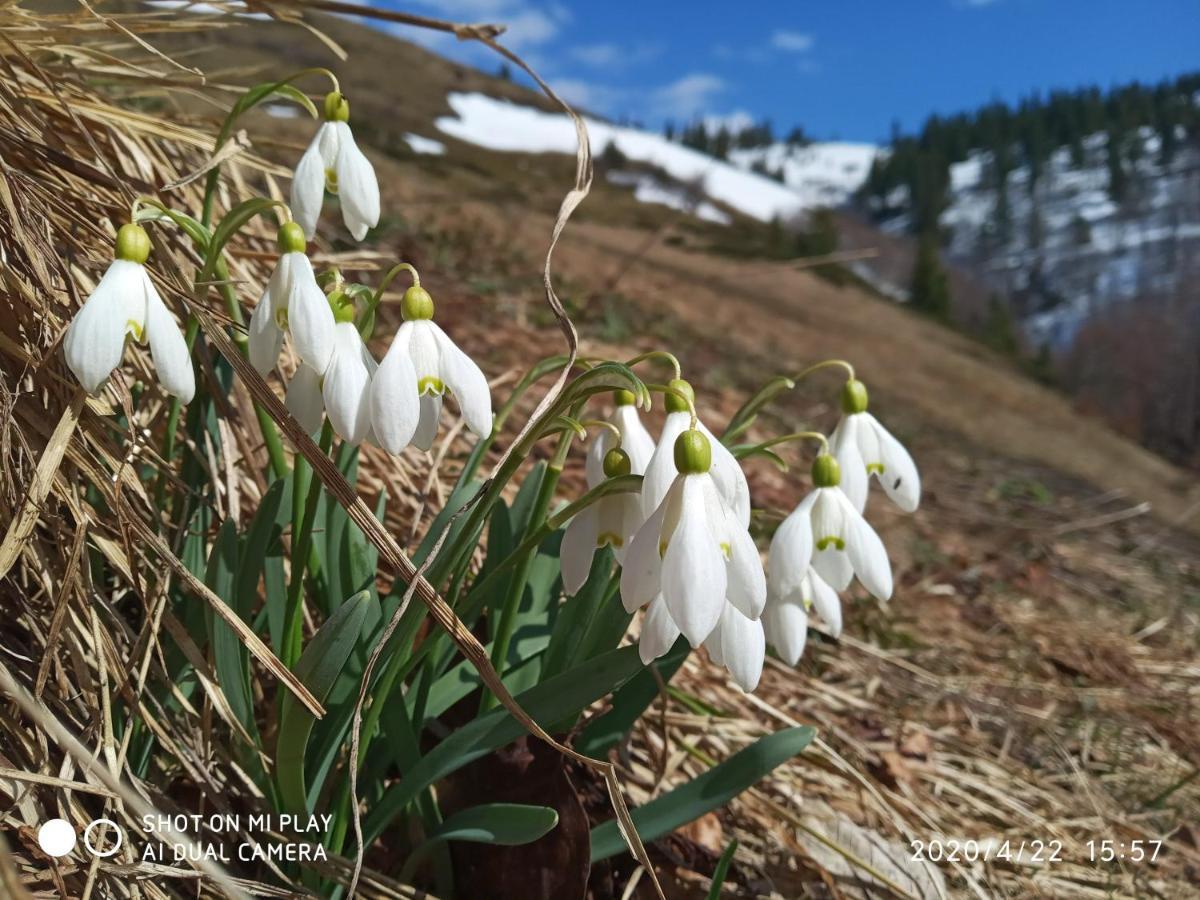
[704,602,766,692]
[370,284,491,453]
[640,378,751,527]
[585,390,656,486]
[621,429,766,649]
[63,223,194,403]
[803,453,893,601]
[321,321,376,446]
[764,502,842,664]
[561,447,644,595]
[831,379,920,514]
[248,222,335,376]
[285,365,325,435]
[291,92,380,241]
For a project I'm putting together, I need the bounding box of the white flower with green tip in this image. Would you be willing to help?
[831,379,920,514]
[584,389,655,487]
[561,447,644,595]
[764,502,842,664]
[370,283,491,453]
[63,223,194,403]
[291,91,380,241]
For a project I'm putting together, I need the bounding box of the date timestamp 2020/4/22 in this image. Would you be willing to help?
[909,838,1164,864]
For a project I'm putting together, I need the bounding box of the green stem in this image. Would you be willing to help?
[282,422,334,667]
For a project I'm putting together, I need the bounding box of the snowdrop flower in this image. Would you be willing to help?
[63,223,194,402]
[248,222,335,376]
[585,390,655,486]
[286,365,326,435]
[321,298,379,445]
[704,603,766,692]
[831,379,920,514]
[640,379,751,527]
[370,284,490,453]
[764,504,842,665]
[621,429,766,650]
[291,91,380,241]
[801,454,893,601]
[561,447,643,595]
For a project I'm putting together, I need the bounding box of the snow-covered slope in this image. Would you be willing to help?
[436,93,849,223]
[728,142,879,209]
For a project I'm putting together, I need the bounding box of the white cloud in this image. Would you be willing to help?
[650,73,726,116]
[404,0,567,49]
[569,41,662,68]
[771,30,814,53]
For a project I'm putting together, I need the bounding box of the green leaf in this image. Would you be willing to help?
[589,726,816,861]
[234,479,287,617]
[362,646,643,847]
[399,803,558,882]
[541,548,615,682]
[206,521,254,733]
[202,197,286,283]
[707,839,739,899]
[722,375,795,442]
[134,204,211,251]
[218,77,319,148]
[276,591,373,813]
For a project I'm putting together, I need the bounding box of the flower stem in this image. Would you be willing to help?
[792,358,855,383]
[282,420,335,668]
[626,349,681,380]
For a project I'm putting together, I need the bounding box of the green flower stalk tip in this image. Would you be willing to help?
[115,223,150,264]
[812,453,841,488]
[603,447,632,478]
[674,428,711,474]
[323,90,350,122]
[401,285,435,321]
[664,377,695,413]
[614,388,637,407]
[841,378,869,415]
[328,289,355,324]
[277,221,307,254]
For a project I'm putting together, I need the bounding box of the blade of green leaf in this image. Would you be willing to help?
[707,839,738,900]
[589,726,816,861]
[206,520,253,733]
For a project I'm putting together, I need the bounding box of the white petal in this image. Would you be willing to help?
[412,393,442,451]
[726,523,766,619]
[248,264,285,376]
[764,599,808,666]
[841,493,893,601]
[369,342,420,454]
[718,604,765,692]
[639,595,680,665]
[560,506,599,596]
[662,476,727,646]
[620,494,668,613]
[142,272,195,403]
[63,260,140,394]
[812,545,854,591]
[332,122,380,240]
[286,365,325,434]
[641,411,689,519]
[285,253,335,372]
[866,413,921,513]
[768,493,816,601]
[832,415,869,514]
[610,493,645,564]
[701,419,751,527]
[431,322,492,439]
[585,427,614,490]
[321,322,372,445]
[811,488,845,546]
[407,320,441,382]
[806,568,842,637]
[613,405,655,475]
[290,125,333,239]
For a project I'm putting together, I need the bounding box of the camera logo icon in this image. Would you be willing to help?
[37,818,124,859]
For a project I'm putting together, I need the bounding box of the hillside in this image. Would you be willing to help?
[4,5,1198,899]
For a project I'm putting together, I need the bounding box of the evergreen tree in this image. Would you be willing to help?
[1106,127,1128,203]
[909,232,952,320]
[984,295,1019,355]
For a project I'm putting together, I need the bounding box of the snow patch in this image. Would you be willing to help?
[404,133,446,156]
[606,172,731,224]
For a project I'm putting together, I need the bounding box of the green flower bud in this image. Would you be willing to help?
[277,221,307,255]
[664,378,694,414]
[674,428,711,475]
[328,289,355,324]
[613,389,637,407]
[115,223,150,264]
[401,285,434,321]
[323,91,350,122]
[811,453,841,488]
[841,378,869,415]
[602,447,631,478]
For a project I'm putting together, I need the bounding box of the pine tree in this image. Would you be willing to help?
[1106,127,1128,203]
[909,232,952,320]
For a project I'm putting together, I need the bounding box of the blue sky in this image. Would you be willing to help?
[383,0,1199,143]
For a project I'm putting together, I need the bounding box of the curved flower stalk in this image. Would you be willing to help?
[248,221,335,376]
[831,378,920,514]
[641,378,751,527]
[63,223,194,402]
[798,454,893,601]
[370,281,491,453]
[764,502,843,665]
[561,447,643,594]
[621,429,766,660]
[291,91,380,241]
[585,389,655,487]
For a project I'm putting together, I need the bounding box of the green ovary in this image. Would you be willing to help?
[867,463,885,475]
[418,376,446,396]
[324,167,338,194]
[817,536,845,551]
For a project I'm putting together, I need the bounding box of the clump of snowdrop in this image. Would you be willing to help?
[561,447,643,594]
[370,282,491,453]
[248,221,334,376]
[831,379,920,514]
[641,379,750,527]
[64,222,195,402]
[291,91,380,241]
[585,389,655,486]
[621,428,767,691]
